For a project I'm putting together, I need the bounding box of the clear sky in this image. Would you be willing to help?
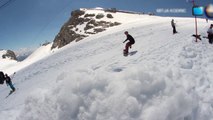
[0,0,212,50]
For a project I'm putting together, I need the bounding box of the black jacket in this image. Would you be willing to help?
[124,34,135,44]
[171,20,175,27]
[5,76,11,84]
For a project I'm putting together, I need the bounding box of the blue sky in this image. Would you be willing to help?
[0,0,212,50]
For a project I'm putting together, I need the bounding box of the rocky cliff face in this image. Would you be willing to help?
[1,50,17,60]
[51,9,121,49]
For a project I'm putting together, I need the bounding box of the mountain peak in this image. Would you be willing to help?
[51,8,121,49]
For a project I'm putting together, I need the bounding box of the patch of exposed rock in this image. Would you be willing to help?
[2,50,17,60]
[51,9,121,49]
[107,14,113,18]
[96,13,104,19]
[84,14,95,17]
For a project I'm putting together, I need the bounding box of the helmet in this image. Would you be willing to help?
[124,31,128,34]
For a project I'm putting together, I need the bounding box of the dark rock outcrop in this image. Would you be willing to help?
[51,9,121,49]
[107,14,113,18]
[84,14,95,17]
[2,50,17,60]
[96,14,104,19]
[51,10,88,49]
[71,10,85,17]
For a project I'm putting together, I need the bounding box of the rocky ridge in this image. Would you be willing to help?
[1,50,17,60]
[51,8,121,49]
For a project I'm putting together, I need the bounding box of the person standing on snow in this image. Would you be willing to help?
[123,31,135,54]
[207,24,213,44]
[171,19,177,34]
[5,74,15,92]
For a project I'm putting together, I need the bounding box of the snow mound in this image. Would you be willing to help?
[17,66,198,120]
[2,43,54,75]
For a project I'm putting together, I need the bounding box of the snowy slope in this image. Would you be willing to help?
[15,48,36,61]
[1,43,54,76]
[1,10,213,120]
[0,50,17,71]
[24,43,53,62]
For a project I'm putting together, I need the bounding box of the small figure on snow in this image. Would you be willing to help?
[5,74,15,92]
[0,71,5,85]
[207,24,213,44]
[171,19,178,34]
[123,31,135,55]
[206,18,208,23]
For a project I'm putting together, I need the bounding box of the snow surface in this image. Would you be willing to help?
[0,50,17,71]
[1,9,213,120]
[0,43,54,75]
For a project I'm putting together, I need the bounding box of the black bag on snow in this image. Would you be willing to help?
[0,71,5,84]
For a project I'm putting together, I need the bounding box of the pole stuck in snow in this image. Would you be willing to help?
[192,0,198,42]
[189,0,204,42]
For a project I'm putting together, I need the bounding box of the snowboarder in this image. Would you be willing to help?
[207,24,213,44]
[171,19,177,34]
[123,31,135,55]
[5,74,15,92]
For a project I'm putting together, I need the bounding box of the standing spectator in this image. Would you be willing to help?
[206,18,208,23]
[171,19,178,34]
[207,24,213,44]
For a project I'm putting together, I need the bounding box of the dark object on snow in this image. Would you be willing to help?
[171,19,177,34]
[5,74,15,92]
[2,50,17,60]
[107,14,113,18]
[123,31,135,54]
[123,49,128,56]
[0,71,5,84]
[192,34,202,40]
[96,14,104,19]
[207,24,213,44]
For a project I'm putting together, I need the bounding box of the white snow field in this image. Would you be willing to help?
[1,9,213,120]
[0,50,17,71]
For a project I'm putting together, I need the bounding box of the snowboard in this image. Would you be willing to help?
[123,49,128,56]
[123,50,138,56]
